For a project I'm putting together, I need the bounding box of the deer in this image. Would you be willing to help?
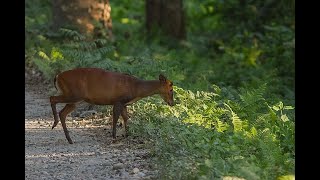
[50,68,174,144]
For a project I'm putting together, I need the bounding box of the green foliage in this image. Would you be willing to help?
[127,86,294,179]
[26,0,294,179]
[31,28,116,79]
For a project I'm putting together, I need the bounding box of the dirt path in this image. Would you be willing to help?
[25,80,156,180]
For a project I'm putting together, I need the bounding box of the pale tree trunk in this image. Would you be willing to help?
[146,0,186,40]
[52,0,112,38]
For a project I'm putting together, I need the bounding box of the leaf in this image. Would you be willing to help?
[51,47,64,61]
[204,159,213,168]
[284,106,294,110]
[277,175,295,180]
[38,51,50,61]
[202,104,208,110]
[278,101,284,109]
[181,105,188,112]
[251,127,257,137]
[246,48,262,66]
[273,101,286,111]
[216,120,228,132]
[203,137,210,143]
[224,103,242,132]
[272,105,280,111]
[281,114,289,122]
[231,112,242,132]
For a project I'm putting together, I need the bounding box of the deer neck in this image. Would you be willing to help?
[136,80,161,98]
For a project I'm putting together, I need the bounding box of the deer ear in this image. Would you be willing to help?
[159,74,167,82]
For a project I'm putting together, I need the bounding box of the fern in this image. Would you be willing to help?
[239,83,266,109]
[224,103,243,132]
[235,83,269,123]
[59,28,85,41]
[33,57,54,79]
[35,28,115,78]
[94,39,108,46]
[216,119,229,132]
[92,46,115,55]
[231,112,243,132]
[79,41,97,50]
[61,49,90,61]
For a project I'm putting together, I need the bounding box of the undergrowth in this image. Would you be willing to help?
[129,84,294,179]
[26,0,295,179]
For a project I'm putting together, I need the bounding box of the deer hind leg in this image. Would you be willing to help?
[59,103,76,144]
[121,106,129,137]
[50,95,81,129]
[112,102,124,140]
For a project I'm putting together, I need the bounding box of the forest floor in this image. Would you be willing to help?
[25,69,157,180]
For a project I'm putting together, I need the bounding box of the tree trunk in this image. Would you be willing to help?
[146,0,186,40]
[52,0,112,38]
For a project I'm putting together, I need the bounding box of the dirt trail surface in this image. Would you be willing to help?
[25,77,156,179]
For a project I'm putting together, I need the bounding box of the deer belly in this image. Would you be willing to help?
[84,96,114,105]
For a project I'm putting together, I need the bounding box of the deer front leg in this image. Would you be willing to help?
[112,102,124,140]
[121,106,129,137]
[59,104,76,144]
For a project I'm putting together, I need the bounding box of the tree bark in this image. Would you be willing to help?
[146,0,186,40]
[52,0,112,38]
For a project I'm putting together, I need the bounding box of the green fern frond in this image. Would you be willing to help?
[231,112,242,132]
[93,46,115,55]
[94,39,108,46]
[79,41,97,50]
[224,103,243,132]
[216,119,229,132]
[33,58,54,79]
[59,28,85,41]
[239,83,266,107]
[61,49,89,61]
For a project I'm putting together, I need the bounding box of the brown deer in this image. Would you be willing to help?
[50,68,174,144]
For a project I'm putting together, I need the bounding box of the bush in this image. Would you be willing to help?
[26,0,295,179]
[128,86,294,179]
